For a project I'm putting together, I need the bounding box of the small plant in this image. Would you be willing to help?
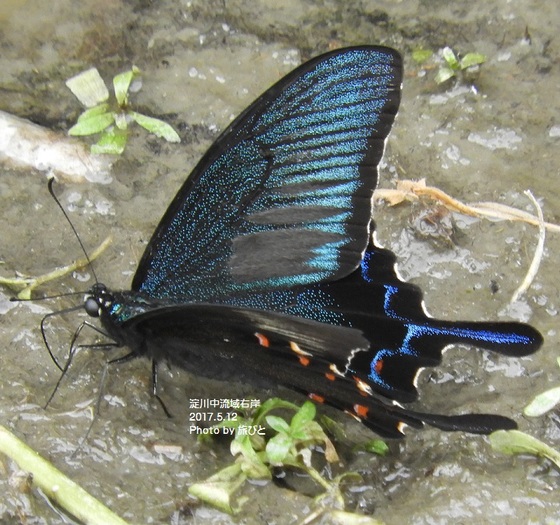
[434,46,486,85]
[66,66,180,155]
[188,398,385,522]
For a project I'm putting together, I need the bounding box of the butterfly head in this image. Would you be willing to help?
[84,283,114,318]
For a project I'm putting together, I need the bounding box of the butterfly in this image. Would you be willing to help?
[82,46,542,438]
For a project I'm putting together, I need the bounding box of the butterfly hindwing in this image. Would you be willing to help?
[132,47,402,301]
[315,242,542,404]
[116,240,541,437]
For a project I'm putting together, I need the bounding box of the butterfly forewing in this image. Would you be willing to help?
[132,47,402,300]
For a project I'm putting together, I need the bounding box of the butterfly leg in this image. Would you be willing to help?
[105,348,173,417]
[45,319,116,407]
[151,359,172,418]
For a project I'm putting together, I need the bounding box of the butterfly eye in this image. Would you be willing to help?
[84,297,100,318]
[91,282,107,294]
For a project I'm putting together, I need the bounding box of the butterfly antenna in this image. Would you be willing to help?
[47,177,98,283]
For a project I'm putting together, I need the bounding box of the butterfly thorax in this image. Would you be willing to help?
[84,283,179,347]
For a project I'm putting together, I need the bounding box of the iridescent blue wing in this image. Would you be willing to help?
[119,242,542,438]
[132,47,402,300]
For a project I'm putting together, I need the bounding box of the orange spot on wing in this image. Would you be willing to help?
[309,393,325,404]
[325,372,336,381]
[374,359,384,373]
[254,332,270,348]
[299,356,310,366]
[353,404,369,418]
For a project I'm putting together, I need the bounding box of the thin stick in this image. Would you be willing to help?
[0,425,129,525]
[511,190,546,303]
[0,109,113,184]
[374,179,560,233]
[0,236,111,300]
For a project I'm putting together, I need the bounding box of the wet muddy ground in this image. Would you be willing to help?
[1,0,559,523]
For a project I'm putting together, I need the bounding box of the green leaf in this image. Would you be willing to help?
[265,415,290,434]
[76,103,110,121]
[291,400,316,430]
[412,49,433,64]
[230,434,270,479]
[252,398,300,425]
[65,67,109,108]
[289,402,323,443]
[129,111,181,143]
[265,432,293,464]
[364,439,390,456]
[460,52,486,69]
[441,46,459,69]
[295,420,323,442]
[489,430,560,469]
[188,463,247,515]
[91,129,128,155]
[524,386,560,417]
[323,433,340,463]
[434,66,456,84]
[113,66,140,107]
[68,111,114,136]
[319,415,348,442]
[113,112,129,130]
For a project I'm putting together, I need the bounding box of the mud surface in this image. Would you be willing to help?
[1,1,559,523]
